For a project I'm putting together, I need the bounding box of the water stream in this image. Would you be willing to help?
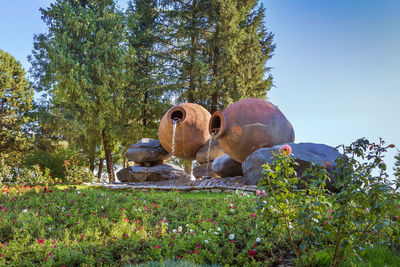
[205,134,215,177]
[171,120,177,158]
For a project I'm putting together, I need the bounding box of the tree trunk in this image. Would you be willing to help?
[102,129,115,183]
[97,157,104,182]
[88,143,96,173]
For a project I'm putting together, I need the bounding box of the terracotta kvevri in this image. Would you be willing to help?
[158,103,211,160]
[209,98,295,163]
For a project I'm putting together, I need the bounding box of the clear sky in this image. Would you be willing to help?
[1,0,399,176]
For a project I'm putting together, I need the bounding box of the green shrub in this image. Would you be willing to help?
[256,138,399,267]
[63,156,95,184]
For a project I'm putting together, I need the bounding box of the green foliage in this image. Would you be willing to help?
[257,138,399,267]
[158,0,275,113]
[23,148,77,179]
[0,49,34,168]
[394,149,400,180]
[63,156,95,184]
[0,187,279,266]
[29,0,133,182]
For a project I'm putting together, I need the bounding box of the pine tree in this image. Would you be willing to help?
[159,0,275,113]
[124,0,171,144]
[29,0,132,182]
[0,49,33,168]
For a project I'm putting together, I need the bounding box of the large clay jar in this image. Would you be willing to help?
[158,103,211,160]
[209,98,295,163]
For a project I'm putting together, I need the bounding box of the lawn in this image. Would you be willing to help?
[0,185,398,266]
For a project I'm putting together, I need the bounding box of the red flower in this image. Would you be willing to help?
[229,240,235,243]
[37,239,44,244]
[153,245,160,249]
[248,250,256,258]
[124,218,130,222]
[195,244,201,248]
[279,144,292,156]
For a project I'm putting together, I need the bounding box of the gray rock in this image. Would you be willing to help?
[117,164,189,182]
[125,138,170,165]
[192,163,219,179]
[196,138,225,164]
[212,154,243,177]
[191,176,245,187]
[242,142,341,189]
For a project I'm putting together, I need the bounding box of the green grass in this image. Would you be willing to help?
[0,185,398,266]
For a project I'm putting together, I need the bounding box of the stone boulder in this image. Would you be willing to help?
[125,138,170,165]
[212,154,243,178]
[242,142,341,190]
[117,164,189,182]
[192,163,219,179]
[196,138,225,164]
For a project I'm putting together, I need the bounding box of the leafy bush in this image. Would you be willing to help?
[257,138,399,266]
[22,148,78,179]
[63,156,95,184]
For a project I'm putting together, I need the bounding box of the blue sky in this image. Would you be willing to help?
[1,0,399,176]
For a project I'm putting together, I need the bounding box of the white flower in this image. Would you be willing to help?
[101,205,104,209]
[256,237,261,243]
[204,240,209,244]
[217,227,221,231]
[77,191,81,194]
[172,229,177,233]
[230,209,234,213]
[229,234,235,240]
[214,232,219,235]
[186,224,190,228]
[165,222,168,226]
[22,209,27,213]
[178,226,183,232]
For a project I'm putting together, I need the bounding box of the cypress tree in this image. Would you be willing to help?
[29,0,132,182]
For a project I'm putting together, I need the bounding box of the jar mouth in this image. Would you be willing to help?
[168,106,186,123]
[209,110,225,138]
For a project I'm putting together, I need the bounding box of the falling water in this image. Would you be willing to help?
[205,134,214,178]
[171,120,177,158]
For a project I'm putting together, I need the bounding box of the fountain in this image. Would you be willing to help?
[204,133,214,178]
[158,103,211,161]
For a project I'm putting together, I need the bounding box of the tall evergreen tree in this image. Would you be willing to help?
[29,0,132,182]
[159,0,274,113]
[124,0,171,144]
[0,49,33,167]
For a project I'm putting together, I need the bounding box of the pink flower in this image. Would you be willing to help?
[153,203,158,208]
[193,250,199,254]
[37,239,44,244]
[153,245,160,249]
[328,209,333,213]
[81,234,85,239]
[124,218,130,222]
[195,244,201,248]
[279,144,292,156]
[250,213,257,218]
[144,206,149,211]
[248,249,256,258]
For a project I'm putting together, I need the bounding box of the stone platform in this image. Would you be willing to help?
[84,176,257,194]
